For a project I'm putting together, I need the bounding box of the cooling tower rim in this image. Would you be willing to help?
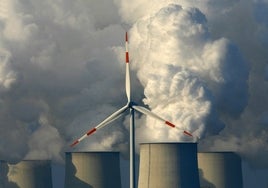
[139,142,196,145]
[198,151,238,154]
[65,151,120,154]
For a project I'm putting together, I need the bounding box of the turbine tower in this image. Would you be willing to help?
[70,32,193,188]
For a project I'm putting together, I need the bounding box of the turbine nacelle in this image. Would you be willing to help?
[128,101,137,108]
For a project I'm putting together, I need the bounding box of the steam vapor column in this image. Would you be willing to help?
[0,160,52,188]
[198,152,243,188]
[65,152,122,188]
[138,143,200,188]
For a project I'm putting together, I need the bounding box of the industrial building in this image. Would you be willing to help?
[0,145,244,188]
[198,152,243,188]
[65,151,122,188]
[138,143,200,188]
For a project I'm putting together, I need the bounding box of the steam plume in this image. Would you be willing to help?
[0,0,267,176]
[129,4,248,143]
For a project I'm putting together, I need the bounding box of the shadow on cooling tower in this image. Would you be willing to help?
[198,152,243,188]
[64,152,122,188]
[198,169,216,188]
[65,155,93,188]
[0,162,20,188]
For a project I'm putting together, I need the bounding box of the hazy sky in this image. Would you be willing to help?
[0,0,268,187]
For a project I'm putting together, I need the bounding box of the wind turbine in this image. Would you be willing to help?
[70,32,193,188]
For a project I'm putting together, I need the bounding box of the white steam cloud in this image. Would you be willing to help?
[25,113,65,162]
[129,4,248,144]
[0,1,267,183]
[0,0,125,162]
[0,49,16,91]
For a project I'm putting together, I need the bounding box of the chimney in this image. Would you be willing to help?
[138,143,200,188]
[198,152,243,188]
[0,160,52,188]
[64,152,122,188]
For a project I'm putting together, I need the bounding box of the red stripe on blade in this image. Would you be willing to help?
[87,128,97,135]
[165,121,175,128]
[125,32,128,42]
[70,140,79,147]
[126,52,129,63]
[183,131,193,137]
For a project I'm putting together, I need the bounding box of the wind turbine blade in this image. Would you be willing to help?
[132,105,193,137]
[70,105,129,147]
[125,32,131,102]
[103,109,126,126]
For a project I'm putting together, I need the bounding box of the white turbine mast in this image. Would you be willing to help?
[70,32,193,188]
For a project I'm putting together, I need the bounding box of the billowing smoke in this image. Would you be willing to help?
[25,113,65,162]
[116,0,268,170]
[0,0,268,180]
[129,4,248,144]
[0,49,16,91]
[0,0,126,162]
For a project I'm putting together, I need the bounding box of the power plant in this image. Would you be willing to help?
[0,146,244,188]
[198,152,243,188]
[64,151,122,188]
[138,143,200,188]
[0,160,52,188]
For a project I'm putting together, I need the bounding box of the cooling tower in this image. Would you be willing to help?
[65,151,122,188]
[0,160,52,188]
[138,143,200,188]
[198,152,243,188]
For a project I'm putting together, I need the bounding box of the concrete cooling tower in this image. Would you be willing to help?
[65,151,122,188]
[198,152,243,188]
[0,160,52,188]
[138,143,200,188]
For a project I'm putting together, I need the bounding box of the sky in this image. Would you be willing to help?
[0,0,268,187]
